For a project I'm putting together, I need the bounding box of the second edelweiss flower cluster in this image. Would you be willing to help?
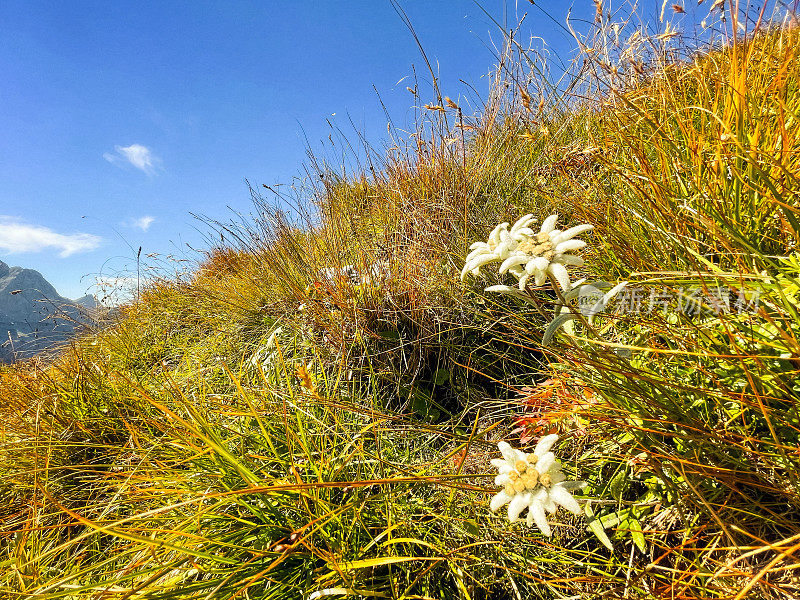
[461,214,593,291]
[490,434,584,536]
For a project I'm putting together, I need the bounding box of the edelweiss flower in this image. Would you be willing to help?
[497,214,592,291]
[461,214,592,292]
[461,216,535,280]
[489,434,584,536]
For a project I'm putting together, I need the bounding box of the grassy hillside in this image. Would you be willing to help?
[3,6,800,599]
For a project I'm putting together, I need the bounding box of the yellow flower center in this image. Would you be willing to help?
[517,238,554,256]
[526,469,539,488]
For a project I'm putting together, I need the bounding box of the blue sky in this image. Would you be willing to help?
[1,1,587,300]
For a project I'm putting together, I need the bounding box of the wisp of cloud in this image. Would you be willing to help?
[129,216,156,232]
[104,144,160,175]
[0,216,102,257]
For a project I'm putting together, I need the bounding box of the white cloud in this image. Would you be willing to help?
[0,216,102,257]
[126,215,156,232]
[103,143,160,175]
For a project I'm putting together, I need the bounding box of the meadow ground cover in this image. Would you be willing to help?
[2,2,800,598]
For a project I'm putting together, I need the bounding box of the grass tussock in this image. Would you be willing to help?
[3,3,800,599]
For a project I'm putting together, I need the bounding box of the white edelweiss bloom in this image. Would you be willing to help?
[510,214,593,292]
[489,435,584,537]
[461,219,529,280]
[463,213,591,291]
[461,223,510,280]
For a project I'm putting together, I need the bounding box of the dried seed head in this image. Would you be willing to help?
[539,473,552,488]
[519,86,531,110]
[508,471,519,481]
[513,479,526,494]
[504,483,516,496]
[515,460,528,474]
[528,453,538,465]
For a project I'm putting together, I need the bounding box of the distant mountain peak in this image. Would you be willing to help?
[0,259,92,362]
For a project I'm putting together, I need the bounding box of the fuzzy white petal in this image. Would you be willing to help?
[551,254,585,266]
[526,256,550,275]
[510,214,534,235]
[549,484,581,514]
[534,267,548,286]
[470,254,501,270]
[462,254,498,278]
[495,243,514,259]
[537,452,556,473]
[465,246,489,261]
[547,263,572,291]
[534,434,559,457]
[499,254,530,274]
[490,458,512,472]
[554,239,587,254]
[518,273,531,290]
[540,214,559,235]
[512,227,535,240]
[495,473,512,486]
[603,281,629,305]
[490,491,513,513]
[508,492,531,522]
[529,498,551,536]
[557,223,594,242]
[489,223,508,246]
[498,442,517,463]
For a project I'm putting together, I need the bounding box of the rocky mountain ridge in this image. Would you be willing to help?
[0,259,94,362]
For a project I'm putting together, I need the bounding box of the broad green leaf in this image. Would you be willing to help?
[628,518,647,553]
[463,519,480,537]
[608,468,628,502]
[585,503,614,552]
[599,510,623,529]
[543,313,577,346]
[432,368,450,386]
